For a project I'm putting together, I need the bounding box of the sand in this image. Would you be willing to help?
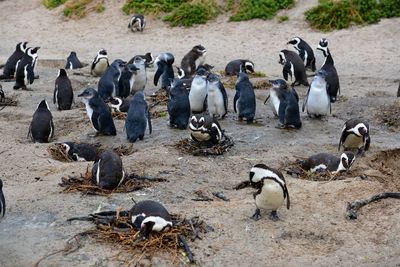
[0,0,400,266]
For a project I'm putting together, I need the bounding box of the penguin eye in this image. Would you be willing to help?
[199,117,205,123]
[190,116,197,122]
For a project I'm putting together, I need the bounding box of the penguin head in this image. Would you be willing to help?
[287,37,301,46]
[340,151,355,171]
[195,66,208,77]
[354,123,369,137]
[249,163,269,184]
[60,142,74,154]
[131,212,146,229]
[143,52,154,67]
[157,52,175,65]
[319,38,329,48]
[133,56,146,68]
[189,114,206,131]
[127,63,139,73]
[111,59,126,70]
[78,88,98,100]
[30,47,40,55]
[17,42,28,52]
[37,99,50,111]
[140,216,172,239]
[269,79,288,90]
[70,51,77,57]
[283,62,293,81]
[278,51,286,65]
[316,69,327,79]
[206,73,220,84]
[98,49,107,56]
[58,68,67,77]
[244,61,255,73]
[192,45,207,56]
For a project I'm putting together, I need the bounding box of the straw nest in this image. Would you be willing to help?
[174,135,234,156]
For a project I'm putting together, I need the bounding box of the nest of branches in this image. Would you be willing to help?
[59,167,167,196]
[68,211,213,264]
[284,161,345,181]
[174,135,234,156]
[112,111,127,120]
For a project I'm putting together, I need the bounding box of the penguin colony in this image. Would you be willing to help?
[0,25,374,239]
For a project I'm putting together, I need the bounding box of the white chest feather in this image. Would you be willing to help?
[207,86,225,115]
[269,90,280,116]
[255,180,285,211]
[189,79,207,111]
[94,59,108,75]
[314,49,326,71]
[344,134,363,149]
[306,82,330,115]
[191,131,210,141]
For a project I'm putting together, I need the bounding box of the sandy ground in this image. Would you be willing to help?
[0,0,400,266]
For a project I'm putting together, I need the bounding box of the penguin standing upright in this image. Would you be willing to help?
[249,164,290,221]
[314,38,330,71]
[338,118,370,155]
[301,151,355,174]
[167,79,191,129]
[180,45,207,77]
[65,51,83,69]
[189,114,223,145]
[0,41,27,79]
[91,49,109,77]
[264,79,290,117]
[279,49,308,86]
[302,69,331,117]
[14,47,40,90]
[130,56,147,94]
[129,200,173,239]
[234,72,256,123]
[154,53,175,91]
[28,100,54,143]
[321,50,340,103]
[60,142,98,161]
[128,14,146,32]
[189,67,208,113]
[287,37,316,71]
[54,69,74,110]
[98,59,126,101]
[125,91,152,142]
[225,59,255,76]
[206,73,228,118]
[277,84,301,129]
[0,179,6,218]
[78,88,117,136]
[118,63,139,98]
[92,150,125,189]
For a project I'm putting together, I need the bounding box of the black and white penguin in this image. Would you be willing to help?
[14,47,40,90]
[279,49,309,87]
[54,69,74,110]
[287,37,316,72]
[130,56,147,94]
[0,41,27,80]
[314,38,331,71]
[225,59,255,76]
[65,51,83,70]
[125,91,152,142]
[78,88,117,136]
[338,118,370,155]
[91,49,109,77]
[133,52,154,68]
[234,72,256,123]
[321,50,340,103]
[0,179,5,218]
[302,69,331,117]
[167,79,191,129]
[129,200,173,239]
[118,63,140,98]
[189,66,208,113]
[301,151,355,174]
[180,45,207,77]
[28,100,54,143]
[98,59,126,101]
[60,142,98,161]
[154,52,175,91]
[91,150,125,189]
[109,95,133,113]
[128,14,146,32]
[189,114,223,145]
[249,164,290,221]
[206,73,228,119]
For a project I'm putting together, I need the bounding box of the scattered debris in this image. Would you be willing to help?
[192,190,213,202]
[0,95,18,110]
[149,90,169,106]
[212,191,230,201]
[375,101,400,129]
[112,111,127,120]
[174,135,234,156]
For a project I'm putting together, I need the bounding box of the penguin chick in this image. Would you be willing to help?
[249,164,290,221]
[338,118,370,155]
[91,150,125,190]
[125,91,152,142]
[180,45,207,77]
[225,59,255,76]
[302,69,331,118]
[287,37,316,71]
[28,99,54,143]
[275,82,301,129]
[189,66,208,113]
[54,69,74,110]
[206,73,228,119]
[167,79,191,129]
[301,152,355,174]
[234,72,256,123]
[189,114,223,145]
[98,59,127,101]
[128,14,146,32]
[91,49,109,77]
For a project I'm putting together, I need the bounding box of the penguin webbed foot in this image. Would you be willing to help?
[251,208,261,221]
[357,148,366,157]
[268,211,279,221]
[275,123,285,129]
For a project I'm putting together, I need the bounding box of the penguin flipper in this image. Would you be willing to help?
[364,135,371,151]
[233,91,239,113]
[153,63,164,86]
[338,126,346,151]
[326,83,332,114]
[285,184,290,209]
[220,82,228,117]
[147,109,152,134]
[302,86,310,112]
[264,95,270,105]
[203,95,208,112]
[27,65,35,85]
[53,87,57,105]
[278,100,287,125]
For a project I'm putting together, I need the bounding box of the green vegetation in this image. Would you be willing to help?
[277,15,289,23]
[42,0,67,9]
[228,0,294,21]
[63,0,105,18]
[122,0,188,15]
[305,0,400,31]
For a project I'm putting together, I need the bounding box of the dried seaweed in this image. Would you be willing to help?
[0,96,18,110]
[59,168,167,196]
[174,135,234,156]
[112,111,127,120]
[149,90,169,106]
[47,143,73,162]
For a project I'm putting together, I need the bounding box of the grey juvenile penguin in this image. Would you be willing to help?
[98,59,126,101]
[180,45,207,77]
[206,73,228,119]
[189,66,208,113]
[167,79,191,129]
[125,91,152,142]
[302,69,331,117]
[234,72,256,123]
[28,99,54,143]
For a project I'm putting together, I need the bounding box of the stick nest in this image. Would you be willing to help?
[283,161,346,181]
[174,135,234,156]
[59,167,167,196]
[0,96,18,110]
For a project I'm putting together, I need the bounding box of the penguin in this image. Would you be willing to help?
[109,95,133,113]
[234,72,256,123]
[180,45,207,77]
[65,51,83,69]
[302,69,331,117]
[338,118,370,155]
[154,52,175,91]
[314,38,331,71]
[130,56,147,94]
[118,63,140,98]
[206,73,228,119]
[60,142,98,161]
[14,47,40,90]
[287,37,316,71]
[91,150,125,190]
[28,100,54,143]
[0,179,5,218]
[53,69,74,110]
[129,200,173,239]
[321,50,340,103]
[300,151,355,174]
[225,59,255,76]
[175,66,194,88]
[125,91,152,142]
[78,88,117,136]
[0,41,27,80]
[98,59,126,101]
[91,49,109,77]
[167,79,191,129]
[279,49,309,86]
[132,52,154,68]
[189,114,223,145]
[264,79,299,117]
[128,14,146,32]
[0,84,4,102]
[249,164,290,221]
[277,84,302,129]
[189,66,208,113]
